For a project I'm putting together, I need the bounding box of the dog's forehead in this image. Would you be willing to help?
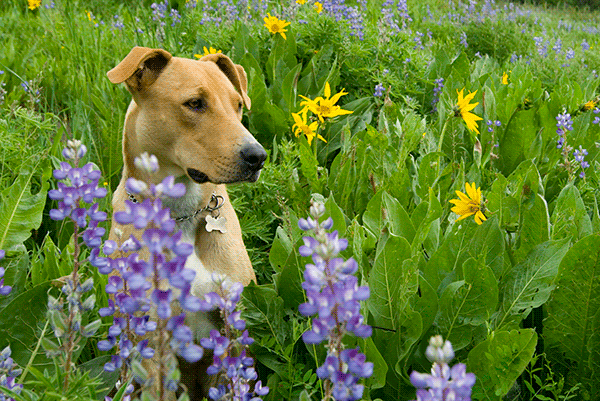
[158,56,235,91]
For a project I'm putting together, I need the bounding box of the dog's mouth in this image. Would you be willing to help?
[187,168,262,184]
[187,169,210,184]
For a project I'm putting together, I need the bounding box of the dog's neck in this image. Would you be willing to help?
[123,163,218,230]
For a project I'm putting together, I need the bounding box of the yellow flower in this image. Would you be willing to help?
[299,82,353,123]
[263,13,291,40]
[28,0,41,10]
[194,47,222,58]
[314,2,323,13]
[455,88,483,134]
[449,182,487,225]
[296,0,307,4]
[292,109,324,145]
[502,71,508,85]
[583,99,597,111]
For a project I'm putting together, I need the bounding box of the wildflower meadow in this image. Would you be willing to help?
[1,0,600,400]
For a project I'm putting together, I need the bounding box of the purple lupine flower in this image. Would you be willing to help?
[0,346,23,401]
[582,39,590,52]
[486,119,501,133]
[552,38,562,54]
[97,153,202,389]
[574,146,589,178]
[374,83,385,98]
[432,77,444,112]
[555,112,573,149]
[0,250,11,296]
[414,31,425,50]
[410,336,476,401]
[198,279,269,400]
[298,201,373,401]
[565,48,575,61]
[459,32,468,48]
[46,140,105,352]
[169,8,181,26]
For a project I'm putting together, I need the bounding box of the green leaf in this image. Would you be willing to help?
[0,166,49,252]
[367,234,416,330]
[363,190,415,243]
[362,337,387,390]
[269,227,294,274]
[436,257,498,350]
[515,194,549,263]
[544,234,600,391]
[550,183,593,241]
[242,283,289,349]
[468,329,537,400]
[494,239,570,330]
[0,283,53,375]
[411,188,442,253]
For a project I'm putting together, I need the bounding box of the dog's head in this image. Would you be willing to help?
[108,47,266,184]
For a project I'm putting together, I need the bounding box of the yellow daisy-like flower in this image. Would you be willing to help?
[296,0,307,4]
[314,2,323,13]
[263,13,291,40]
[449,182,487,225]
[292,109,325,145]
[194,46,222,58]
[583,99,597,111]
[299,82,353,123]
[502,71,509,85]
[28,0,41,10]
[455,88,483,134]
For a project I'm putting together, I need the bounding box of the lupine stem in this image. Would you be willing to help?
[63,224,81,391]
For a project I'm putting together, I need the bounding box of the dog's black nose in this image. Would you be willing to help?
[240,143,267,170]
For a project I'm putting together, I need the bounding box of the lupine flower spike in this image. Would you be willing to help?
[198,278,269,400]
[0,250,11,296]
[0,345,23,401]
[46,140,106,389]
[298,201,373,401]
[95,153,202,397]
[410,335,476,401]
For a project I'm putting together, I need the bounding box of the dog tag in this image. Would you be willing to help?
[205,215,227,233]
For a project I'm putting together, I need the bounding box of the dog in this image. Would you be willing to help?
[107,46,266,399]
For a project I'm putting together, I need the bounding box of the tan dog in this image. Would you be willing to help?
[107,46,266,398]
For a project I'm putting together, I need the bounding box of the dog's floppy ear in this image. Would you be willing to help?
[200,53,251,110]
[107,46,172,92]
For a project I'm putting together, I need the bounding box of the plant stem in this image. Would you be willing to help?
[63,223,81,391]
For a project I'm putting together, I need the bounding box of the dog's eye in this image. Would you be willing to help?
[185,98,205,112]
[238,102,243,112]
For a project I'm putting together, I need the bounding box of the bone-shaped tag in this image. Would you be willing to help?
[205,215,227,233]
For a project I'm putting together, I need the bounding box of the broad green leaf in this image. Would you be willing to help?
[495,239,570,330]
[0,283,53,375]
[436,257,498,350]
[362,337,387,390]
[363,190,415,243]
[551,183,592,241]
[515,194,549,263]
[0,167,49,252]
[367,234,416,330]
[275,236,306,309]
[242,283,289,348]
[324,195,346,235]
[411,188,442,253]
[269,227,294,274]
[544,234,600,391]
[413,275,438,334]
[468,329,537,400]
